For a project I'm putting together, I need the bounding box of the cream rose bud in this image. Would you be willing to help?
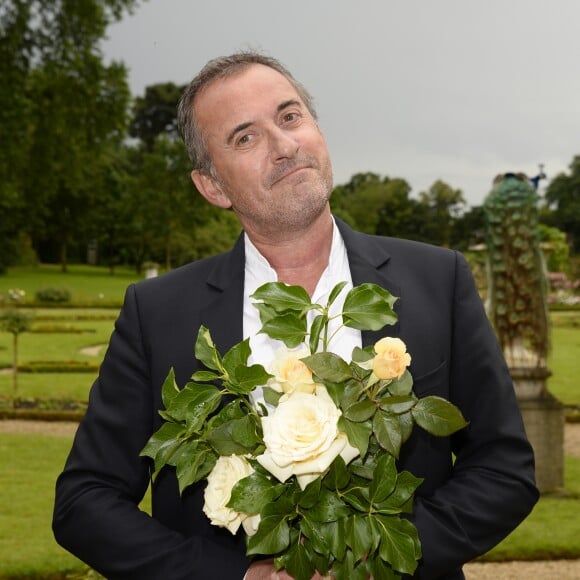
[267,347,316,396]
[257,386,359,489]
[372,337,411,380]
[203,455,258,535]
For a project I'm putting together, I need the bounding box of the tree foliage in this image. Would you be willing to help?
[0,0,140,271]
[545,156,580,252]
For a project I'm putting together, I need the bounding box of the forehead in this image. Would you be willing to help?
[193,64,303,136]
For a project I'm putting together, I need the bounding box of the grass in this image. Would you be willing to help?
[0,433,85,578]
[548,315,580,406]
[0,431,151,579]
[0,264,141,307]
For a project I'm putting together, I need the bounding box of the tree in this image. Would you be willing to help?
[375,179,432,241]
[331,173,411,234]
[130,82,185,151]
[545,155,580,252]
[0,0,140,271]
[0,308,33,405]
[419,180,466,247]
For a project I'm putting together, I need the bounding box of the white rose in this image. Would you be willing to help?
[203,455,260,535]
[257,386,359,489]
[267,347,316,396]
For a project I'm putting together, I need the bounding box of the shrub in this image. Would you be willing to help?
[35,287,72,303]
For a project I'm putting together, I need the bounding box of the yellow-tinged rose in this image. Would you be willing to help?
[372,337,411,380]
[257,385,359,489]
[203,455,260,535]
[267,347,316,396]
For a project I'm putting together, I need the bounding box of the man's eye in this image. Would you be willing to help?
[237,134,252,146]
[282,112,300,124]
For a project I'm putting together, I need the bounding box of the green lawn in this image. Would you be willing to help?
[0,433,86,578]
[0,431,151,579]
[0,264,141,307]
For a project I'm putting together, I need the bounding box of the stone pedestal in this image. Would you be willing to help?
[515,373,565,493]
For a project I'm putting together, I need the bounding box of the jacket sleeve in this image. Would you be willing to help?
[410,252,539,579]
[52,284,249,579]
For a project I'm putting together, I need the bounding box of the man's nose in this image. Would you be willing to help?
[268,127,299,161]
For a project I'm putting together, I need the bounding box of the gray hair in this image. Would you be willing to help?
[177,51,318,175]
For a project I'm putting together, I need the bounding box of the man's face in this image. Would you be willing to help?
[191,64,333,239]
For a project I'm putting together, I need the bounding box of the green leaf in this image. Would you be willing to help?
[251,281,312,312]
[253,301,278,325]
[370,454,397,504]
[341,487,370,511]
[222,338,251,376]
[206,416,260,455]
[166,383,221,429]
[342,284,398,331]
[325,381,359,410]
[260,312,307,348]
[412,396,468,436]
[161,368,180,408]
[175,444,216,493]
[323,455,350,490]
[230,364,272,394]
[194,326,223,372]
[308,313,326,353]
[338,417,372,459]
[139,422,185,464]
[376,471,423,515]
[307,487,351,523]
[345,515,373,563]
[379,395,416,415]
[228,471,286,514]
[284,540,315,580]
[375,515,421,575]
[327,281,349,308]
[190,370,221,382]
[387,370,413,396]
[373,410,403,458]
[351,345,374,364]
[298,477,322,509]
[398,411,414,444]
[319,519,346,561]
[302,352,352,383]
[246,513,291,556]
[369,557,400,580]
[263,386,283,407]
[344,399,377,422]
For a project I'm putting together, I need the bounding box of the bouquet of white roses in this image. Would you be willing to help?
[141,282,467,579]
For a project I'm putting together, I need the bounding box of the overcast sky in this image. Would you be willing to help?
[102,0,580,207]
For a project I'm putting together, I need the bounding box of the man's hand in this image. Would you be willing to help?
[246,559,330,579]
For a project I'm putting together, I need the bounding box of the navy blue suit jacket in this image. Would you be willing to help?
[53,220,538,579]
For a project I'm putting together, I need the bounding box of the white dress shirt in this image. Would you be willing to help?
[243,219,362,407]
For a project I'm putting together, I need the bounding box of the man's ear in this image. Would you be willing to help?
[191,170,232,209]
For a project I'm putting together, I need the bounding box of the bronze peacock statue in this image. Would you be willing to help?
[483,173,550,368]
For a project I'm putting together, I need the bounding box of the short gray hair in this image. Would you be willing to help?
[177,51,317,174]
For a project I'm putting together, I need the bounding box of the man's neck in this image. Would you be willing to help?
[246,210,334,296]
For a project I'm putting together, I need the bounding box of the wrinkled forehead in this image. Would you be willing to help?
[193,64,304,133]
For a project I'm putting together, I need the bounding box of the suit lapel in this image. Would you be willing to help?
[335,219,402,347]
[200,234,245,355]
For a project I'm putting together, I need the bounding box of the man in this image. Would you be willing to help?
[53,52,538,579]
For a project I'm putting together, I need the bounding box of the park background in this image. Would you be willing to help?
[1,0,580,578]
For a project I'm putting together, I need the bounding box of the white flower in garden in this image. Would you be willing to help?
[203,455,260,535]
[267,347,316,396]
[257,385,359,489]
